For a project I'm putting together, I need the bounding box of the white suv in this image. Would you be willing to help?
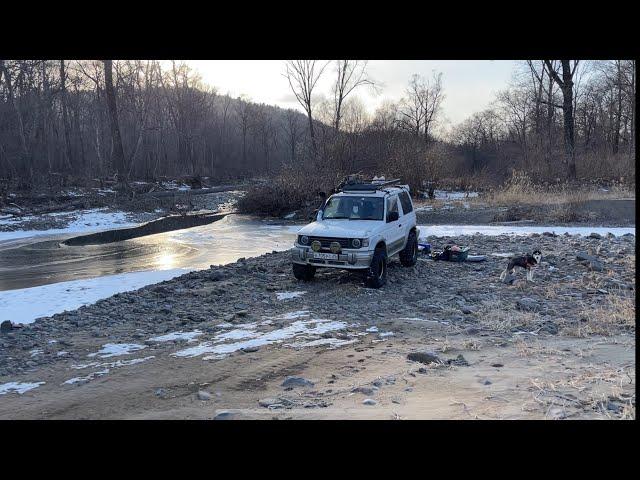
[291,179,419,288]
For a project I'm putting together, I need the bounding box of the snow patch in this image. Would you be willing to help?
[286,338,358,349]
[0,268,190,324]
[269,310,311,320]
[87,343,146,359]
[71,356,155,370]
[0,208,138,242]
[276,291,307,301]
[148,331,203,343]
[173,318,348,359]
[0,381,45,395]
[64,369,110,385]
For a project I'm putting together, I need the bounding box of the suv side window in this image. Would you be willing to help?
[386,196,399,218]
[399,191,413,214]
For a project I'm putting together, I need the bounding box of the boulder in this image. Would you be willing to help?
[407,351,441,364]
[281,376,314,388]
[516,297,540,312]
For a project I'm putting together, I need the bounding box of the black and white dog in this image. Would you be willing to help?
[499,250,542,282]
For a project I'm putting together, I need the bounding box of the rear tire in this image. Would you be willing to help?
[399,231,418,267]
[292,263,316,281]
[365,248,387,288]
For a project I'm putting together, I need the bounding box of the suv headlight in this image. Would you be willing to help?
[351,238,369,248]
[299,235,309,245]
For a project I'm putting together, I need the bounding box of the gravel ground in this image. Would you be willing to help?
[0,232,635,419]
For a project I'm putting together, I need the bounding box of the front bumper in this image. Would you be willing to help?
[291,246,373,269]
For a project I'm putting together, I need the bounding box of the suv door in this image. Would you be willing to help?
[385,194,405,255]
[398,190,416,242]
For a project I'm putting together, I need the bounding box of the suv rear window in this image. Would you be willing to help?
[399,191,413,213]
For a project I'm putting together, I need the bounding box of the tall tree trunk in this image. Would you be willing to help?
[613,61,622,154]
[0,60,30,164]
[546,60,577,178]
[559,61,576,178]
[103,60,126,182]
[59,60,74,171]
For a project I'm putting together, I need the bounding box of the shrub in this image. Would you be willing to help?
[237,166,337,217]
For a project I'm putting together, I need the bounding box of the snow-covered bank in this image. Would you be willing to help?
[0,268,190,324]
[0,208,139,242]
[419,224,635,237]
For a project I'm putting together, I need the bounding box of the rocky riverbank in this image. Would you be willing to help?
[0,232,635,419]
[414,198,636,227]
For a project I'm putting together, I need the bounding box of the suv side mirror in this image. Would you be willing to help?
[386,211,399,223]
[316,209,324,222]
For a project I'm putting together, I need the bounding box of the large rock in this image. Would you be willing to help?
[0,321,12,333]
[447,354,470,366]
[352,386,377,395]
[516,297,540,312]
[407,351,441,364]
[281,376,314,388]
[197,390,212,401]
[213,410,234,420]
[585,260,604,272]
[576,251,598,262]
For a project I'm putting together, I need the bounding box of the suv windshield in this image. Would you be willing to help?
[323,196,384,220]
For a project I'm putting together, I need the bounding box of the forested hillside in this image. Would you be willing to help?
[0,60,635,198]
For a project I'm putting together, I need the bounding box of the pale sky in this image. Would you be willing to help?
[185,60,520,126]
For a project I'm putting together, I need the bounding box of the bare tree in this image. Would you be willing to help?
[398,72,444,144]
[234,95,252,172]
[544,60,580,178]
[103,60,126,181]
[282,108,302,164]
[332,60,374,132]
[0,60,29,166]
[59,60,74,170]
[284,60,329,157]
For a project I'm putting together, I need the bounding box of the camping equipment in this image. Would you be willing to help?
[418,242,431,254]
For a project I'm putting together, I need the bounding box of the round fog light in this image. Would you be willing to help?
[330,242,341,254]
[352,238,361,248]
[311,240,321,252]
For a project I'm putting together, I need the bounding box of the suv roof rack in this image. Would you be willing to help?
[340,178,402,193]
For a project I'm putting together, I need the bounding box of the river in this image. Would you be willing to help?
[0,213,634,324]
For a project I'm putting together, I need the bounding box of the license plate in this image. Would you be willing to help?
[313,252,338,260]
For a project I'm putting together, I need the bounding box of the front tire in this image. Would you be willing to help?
[292,263,316,281]
[399,230,418,267]
[365,248,387,288]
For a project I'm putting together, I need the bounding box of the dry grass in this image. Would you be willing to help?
[525,363,635,419]
[562,294,636,337]
[487,171,635,206]
[475,301,542,333]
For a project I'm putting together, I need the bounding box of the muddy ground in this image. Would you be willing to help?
[0,232,635,419]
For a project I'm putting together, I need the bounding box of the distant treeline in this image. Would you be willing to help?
[0,60,635,194]
[0,60,308,187]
